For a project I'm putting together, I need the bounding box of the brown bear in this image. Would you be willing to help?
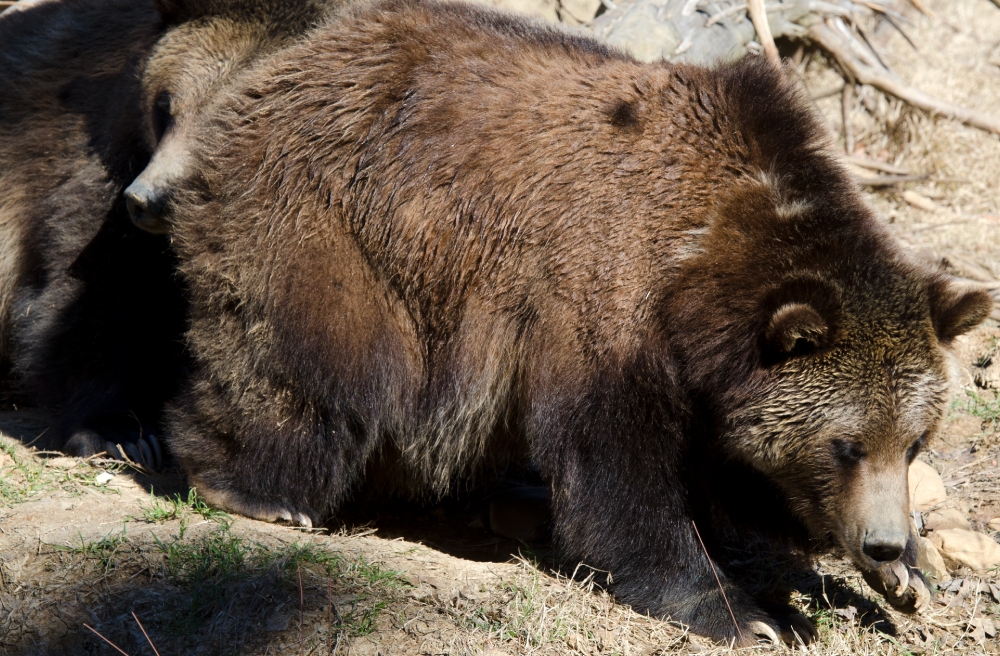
[160,0,991,644]
[0,0,335,465]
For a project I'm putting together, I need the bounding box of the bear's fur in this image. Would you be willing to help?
[0,0,180,461]
[163,0,991,643]
[0,0,334,462]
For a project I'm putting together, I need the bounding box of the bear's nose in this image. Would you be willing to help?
[124,180,164,222]
[862,532,906,563]
[124,180,171,233]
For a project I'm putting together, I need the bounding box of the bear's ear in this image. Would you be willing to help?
[928,278,992,343]
[764,302,830,357]
[153,0,193,26]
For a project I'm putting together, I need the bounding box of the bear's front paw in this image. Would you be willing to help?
[862,560,931,614]
[189,475,316,528]
[747,612,817,647]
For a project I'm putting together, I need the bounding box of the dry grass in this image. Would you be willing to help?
[801,0,1000,272]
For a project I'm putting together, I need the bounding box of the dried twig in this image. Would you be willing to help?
[809,22,1000,135]
[747,0,779,65]
[811,82,845,100]
[842,83,855,154]
[690,520,744,643]
[83,624,130,656]
[855,174,928,187]
[132,612,162,656]
[844,155,911,175]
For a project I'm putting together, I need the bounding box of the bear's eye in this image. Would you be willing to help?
[831,439,866,466]
[151,90,173,143]
[906,432,928,463]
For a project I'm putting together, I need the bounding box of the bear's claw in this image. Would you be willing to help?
[782,612,818,646]
[748,613,817,647]
[749,620,781,645]
[862,560,931,614]
[102,435,163,470]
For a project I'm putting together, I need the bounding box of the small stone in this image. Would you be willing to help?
[915,536,949,580]
[924,508,970,532]
[909,460,946,511]
[558,0,600,23]
[469,0,559,22]
[933,528,1000,571]
[94,471,115,486]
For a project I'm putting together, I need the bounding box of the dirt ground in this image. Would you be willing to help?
[2,0,1000,654]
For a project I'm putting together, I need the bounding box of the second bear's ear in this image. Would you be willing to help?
[928,278,992,343]
[153,0,192,26]
[764,302,830,357]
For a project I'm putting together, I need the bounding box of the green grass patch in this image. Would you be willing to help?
[48,525,138,577]
[56,521,408,641]
[0,437,120,506]
[136,487,231,535]
[149,524,406,636]
[958,389,1000,433]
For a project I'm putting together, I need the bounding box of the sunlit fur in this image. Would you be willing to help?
[163,0,992,643]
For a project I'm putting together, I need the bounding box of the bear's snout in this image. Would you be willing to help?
[124,179,167,232]
[125,130,190,234]
[841,458,912,570]
[862,528,907,563]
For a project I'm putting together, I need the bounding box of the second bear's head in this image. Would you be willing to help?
[125,0,339,233]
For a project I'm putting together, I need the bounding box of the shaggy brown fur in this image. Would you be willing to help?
[163,0,991,643]
[0,0,335,463]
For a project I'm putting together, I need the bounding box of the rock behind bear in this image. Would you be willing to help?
[162,0,991,643]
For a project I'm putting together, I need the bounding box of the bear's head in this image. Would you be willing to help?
[125,0,333,233]
[686,174,993,578]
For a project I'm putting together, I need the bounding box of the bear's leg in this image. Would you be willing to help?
[532,359,816,645]
[165,372,375,528]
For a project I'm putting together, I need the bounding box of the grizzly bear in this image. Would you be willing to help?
[0,0,335,465]
[161,0,991,643]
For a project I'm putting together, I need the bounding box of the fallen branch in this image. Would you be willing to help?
[747,0,779,65]
[854,174,928,187]
[809,21,1000,135]
[842,83,855,154]
[844,155,911,175]
[811,82,845,100]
